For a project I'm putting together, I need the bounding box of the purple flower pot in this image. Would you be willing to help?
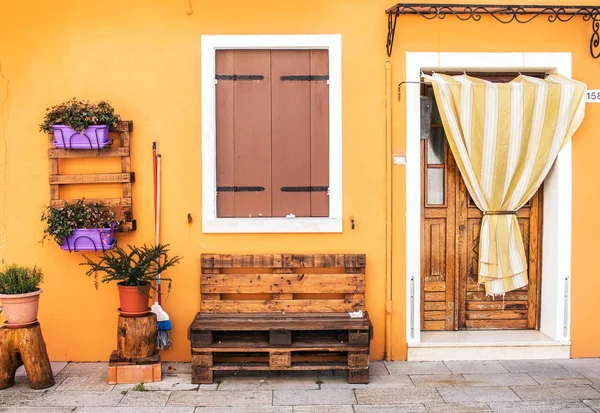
[60,228,116,252]
[52,125,111,149]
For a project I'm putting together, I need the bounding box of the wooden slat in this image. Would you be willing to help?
[271,50,311,217]
[232,50,272,217]
[200,254,365,269]
[424,302,445,311]
[200,299,364,313]
[48,147,129,158]
[423,321,445,330]
[115,121,133,132]
[191,317,370,331]
[210,364,349,371]
[466,310,528,320]
[201,273,364,294]
[424,292,445,301]
[310,49,329,217]
[465,319,528,329]
[215,50,236,218]
[424,282,446,292]
[49,173,133,185]
[466,291,529,301]
[120,130,132,200]
[424,311,446,321]
[48,134,60,200]
[466,301,528,311]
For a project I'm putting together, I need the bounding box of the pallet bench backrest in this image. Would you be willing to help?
[200,254,366,313]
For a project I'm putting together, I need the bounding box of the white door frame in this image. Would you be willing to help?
[405,52,573,344]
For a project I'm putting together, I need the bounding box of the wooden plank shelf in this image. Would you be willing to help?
[48,147,130,158]
[49,173,135,185]
[47,120,136,232]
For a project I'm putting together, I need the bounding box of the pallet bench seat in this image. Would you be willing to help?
[189,254,372,384]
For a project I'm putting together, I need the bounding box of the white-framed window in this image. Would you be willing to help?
[201,35,343,233]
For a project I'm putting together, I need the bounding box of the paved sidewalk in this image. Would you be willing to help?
[1,359,600,412]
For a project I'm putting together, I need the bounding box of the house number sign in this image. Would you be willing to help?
[585,90,600,103]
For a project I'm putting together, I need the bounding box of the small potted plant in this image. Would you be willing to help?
[0,265,44,326]
[42,199,119,252]
[81,244,182,316]
[40,98,121,149]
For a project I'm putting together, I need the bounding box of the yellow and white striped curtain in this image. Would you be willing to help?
[424,73,586,296]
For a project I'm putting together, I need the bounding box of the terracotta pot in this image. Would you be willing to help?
[0,289,42,326]
[117,283,150,316]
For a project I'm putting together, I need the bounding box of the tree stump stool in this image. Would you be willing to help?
[108,313,161,384]
[0,322,54,390]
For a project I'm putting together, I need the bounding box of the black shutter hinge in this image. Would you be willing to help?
[215,74,264,81]
[280,75,329,81]
[217,186,265,192]
[280,186,329,192]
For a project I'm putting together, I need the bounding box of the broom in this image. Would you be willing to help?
[151,150,172,349]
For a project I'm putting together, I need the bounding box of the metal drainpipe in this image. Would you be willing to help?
[385,61,393,362]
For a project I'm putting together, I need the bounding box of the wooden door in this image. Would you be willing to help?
[420,87,542,331]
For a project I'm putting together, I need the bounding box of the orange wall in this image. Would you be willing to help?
[0,0,598,361]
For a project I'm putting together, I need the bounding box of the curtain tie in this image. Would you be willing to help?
[482,211,517,216]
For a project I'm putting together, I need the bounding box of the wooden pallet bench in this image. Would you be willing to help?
[189,254,372,384]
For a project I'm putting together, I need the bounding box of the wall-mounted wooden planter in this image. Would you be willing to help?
[47,121,136,232]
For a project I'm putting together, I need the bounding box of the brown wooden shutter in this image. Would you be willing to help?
[310,50,330,217]
[216,50,272,217]
[216,49,329,218]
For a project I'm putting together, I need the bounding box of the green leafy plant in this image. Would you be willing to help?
[0,265,43,295]
[80,244,182,294]
[40,98,121,134]
[41,199,118,245]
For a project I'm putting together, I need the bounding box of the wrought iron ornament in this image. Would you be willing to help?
[386,4,600,59]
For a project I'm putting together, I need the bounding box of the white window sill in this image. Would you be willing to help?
[202,218,343,233]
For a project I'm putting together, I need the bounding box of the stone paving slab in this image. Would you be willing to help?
[355,387,443,404]
[528,370,593,386]
[76,408,195,413]
[217,376,319,390]
[445,361,509,374]
[120,390,172,406]
[56,375,115,391]
[0,392,42,407]
[384,361,450,375]
[168,390,272,407]
[499,360,567,373]
[319,374,414,389]
[141,375,200,391]
[33,391,124,407]
[0,409,73,413]
[353,404,427,412]
[488,401,595,412]
[15,362,68,378]
[584,399,600,412]
[368,361,390,376]
[556,359,600,372]
[57,363,109,378]
[1,374,66,392]
[437,386,520,402]
[273,389,356,406]
[424,402,493,412]
[410,374,468,387]
[193,408,291,413]
[511,385,600,401]
[162,363,193,376]
[462,373,538,386]
[292,406,354,412]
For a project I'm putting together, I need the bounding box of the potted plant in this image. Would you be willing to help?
[0,265,44,326]
[81,244,182,316]
[40,98,121,149]
[42,199,119,252]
